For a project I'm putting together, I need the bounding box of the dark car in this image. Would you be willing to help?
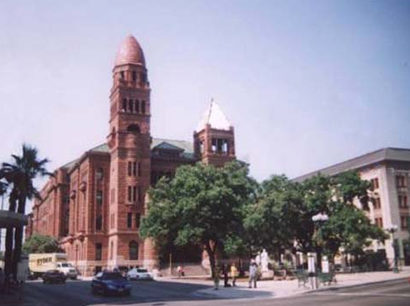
[42,270,66,284]
[91,271,132,296]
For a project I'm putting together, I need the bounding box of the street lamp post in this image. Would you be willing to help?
[310,212,329,289]
[387,225,399,273]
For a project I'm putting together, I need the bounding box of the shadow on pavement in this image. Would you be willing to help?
[19,279,274,306]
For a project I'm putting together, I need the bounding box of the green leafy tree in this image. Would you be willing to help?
[0,144,51,278]
[23,234,62,254]
[303,171,387,263]
[319,171,387,260]
[140,161,257,277]
[244,175,303,259]
[249,171,387,266]
[286,174,333,255]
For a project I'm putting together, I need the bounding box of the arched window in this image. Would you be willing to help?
[96,168,103,180]
[96,215,102,231]
[141,101,146,114]
[129,241,138,260]
[129,99,134,113]
[135,100,140,113]
[122,98,127,112]
[127,124,140,133]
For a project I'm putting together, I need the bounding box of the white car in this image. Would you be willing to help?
[127,268,153,280]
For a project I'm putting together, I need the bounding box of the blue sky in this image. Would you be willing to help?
[0,0,409,190]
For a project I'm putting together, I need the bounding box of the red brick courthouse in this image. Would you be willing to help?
[26,36,236,276]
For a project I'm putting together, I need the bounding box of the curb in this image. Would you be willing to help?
[304,276,410,294]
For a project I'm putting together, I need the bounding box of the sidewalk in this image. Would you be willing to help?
[161,267,410,300]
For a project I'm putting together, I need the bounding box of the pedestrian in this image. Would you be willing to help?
[249,262,258,288]
[223,264,230,287]
[230,263,238,287]
[177,265,184,278]
[213,266,220,290]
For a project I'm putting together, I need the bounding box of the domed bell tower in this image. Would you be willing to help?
[107,35,156,269]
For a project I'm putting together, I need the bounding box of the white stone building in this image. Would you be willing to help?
[294,147,410,266]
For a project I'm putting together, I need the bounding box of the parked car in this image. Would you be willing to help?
[91,271,131,296]
[127,268,154,280]
[42,270,66,284]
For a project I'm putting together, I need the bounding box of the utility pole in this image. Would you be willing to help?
[0,194,4,252]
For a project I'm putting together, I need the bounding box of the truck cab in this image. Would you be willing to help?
[56,262,78,280]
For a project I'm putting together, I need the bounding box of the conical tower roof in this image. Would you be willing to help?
[196,100,232,132]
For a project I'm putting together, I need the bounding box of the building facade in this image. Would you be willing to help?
[294,148,410,266]
[28,36,236,276]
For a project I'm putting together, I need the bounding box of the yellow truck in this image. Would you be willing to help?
[28,253,78,279]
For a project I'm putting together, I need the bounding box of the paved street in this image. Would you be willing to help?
[17,279,212,306]
[2,276,409,306]
[140,279,410,306]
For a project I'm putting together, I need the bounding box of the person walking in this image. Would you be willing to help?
[249,262,258,288]
[230,263,238,287]
[223,264,230,287]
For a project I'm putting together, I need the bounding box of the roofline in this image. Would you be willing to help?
[292,147,410,182]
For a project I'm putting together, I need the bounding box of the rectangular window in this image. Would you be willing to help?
[135,100,140,113]
[127,213,132,228]
[401,216,408,229]
[396,175,407,188]
[132,162,137,176]
[132,71,137,81]
[375,217,383,228]
[96,190,103,206]
[138,162,141,177]
[135,213,140,228]
[133,186,137,202]
[96,215,102,231]
[128,186,132,202]
[370,178,379,190]
[128,162,132,176]
[141,101,146,114]
[398,195,408,208]
[95,243,102,261]
[122,98,127,111]
[374,198,381,209]
[211,138,217,152]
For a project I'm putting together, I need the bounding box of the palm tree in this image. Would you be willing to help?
[1,144,50,278]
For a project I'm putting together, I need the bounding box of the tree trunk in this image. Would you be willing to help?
[5,192,17,277]
[12,196,26,280]
[205,240,217,279]
[4,227,14,276]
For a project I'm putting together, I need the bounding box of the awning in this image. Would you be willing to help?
[0,210,28,227]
